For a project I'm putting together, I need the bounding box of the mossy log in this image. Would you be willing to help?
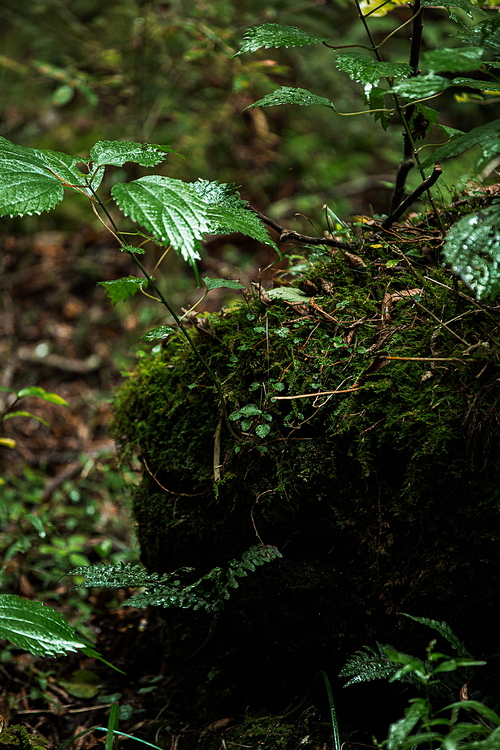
[111,214,500,708]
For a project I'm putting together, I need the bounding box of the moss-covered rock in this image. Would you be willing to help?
[111,213,500,711]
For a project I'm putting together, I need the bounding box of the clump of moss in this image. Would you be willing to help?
[198,714,294,750]
[111,205,500,711]
[0,726,48,750]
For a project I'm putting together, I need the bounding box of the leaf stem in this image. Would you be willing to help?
[91,191,241,442]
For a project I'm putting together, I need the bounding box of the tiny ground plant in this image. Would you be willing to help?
[340,615,499,750]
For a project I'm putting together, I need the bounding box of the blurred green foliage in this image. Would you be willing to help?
[0,459,139,609]
[0,0,468,222]
[0,0,495,228]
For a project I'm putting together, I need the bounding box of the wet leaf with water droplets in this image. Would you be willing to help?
[245,86,336,111]
[443,205,500,300]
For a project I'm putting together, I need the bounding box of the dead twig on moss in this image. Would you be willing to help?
[273,386,361,400]
[411,297,471,346]
[246,205,356,250]
[382,164,443,231]
[143,456,206,497]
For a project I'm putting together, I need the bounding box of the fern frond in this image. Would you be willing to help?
[402,614,472,657]
[69,562,194,591]
[340,642,426,688]
[69,545,282,615]
[340,644,401,687]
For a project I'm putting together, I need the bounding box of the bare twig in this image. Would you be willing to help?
[411,297,471,346]
[273,386,361,400]
[382,164,442,230]
[246,205,356,250]
[143,456,206,497]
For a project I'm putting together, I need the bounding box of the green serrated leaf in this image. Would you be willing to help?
[420,0,477,19]
[112,176,219,262]
[3,411,51,427]
[417,104,440,125]
[16,386,69,407]
[452,77,500,93]
[209,205,276,249]
[267,287,311,304]
[193,179,246,209]
[203,277,246,291]
[336,51,411,86]
[422,46,484,73]
[390,74,452,100]
[339,645,401,687]
[0,137,94,217]
[437,124,464,138]
[233,23,329,56]
[421,119,500,169]
[442,205,500,300]
[90,140,173,168]
[0,594,88,658]
[141,326,175,342]
[112,176,276,262]
[193,180,277,249]
[246,86,335,112]
[98,276,148,304]
[456,18,500,55]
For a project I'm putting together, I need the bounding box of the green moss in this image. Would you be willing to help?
[0,726,48,750]
[198,715,294,750]
[110,207,500,708]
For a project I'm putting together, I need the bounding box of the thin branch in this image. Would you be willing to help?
[90,188,241,442]
[408,0,424,76]
[273,386,361,400]
[391,158,415,213]
[390,0,423,212]
[386,356,465,362]
[411,297,471,347]
[382,164,442,230]
[246,205,356,250]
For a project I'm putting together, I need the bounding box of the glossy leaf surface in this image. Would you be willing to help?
[112,176,275,262]
[246,86,335,111]
[421,119,500,168]
[336,51,411,86]
[0,594,87,657]
[98,276,148,304]
[89,140,173,168]
[0,137,98,217]
[234,23,329,56]
[443,205,500,300]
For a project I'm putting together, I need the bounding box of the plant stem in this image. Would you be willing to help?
[91,192,240,442]
[352,0,445,233]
